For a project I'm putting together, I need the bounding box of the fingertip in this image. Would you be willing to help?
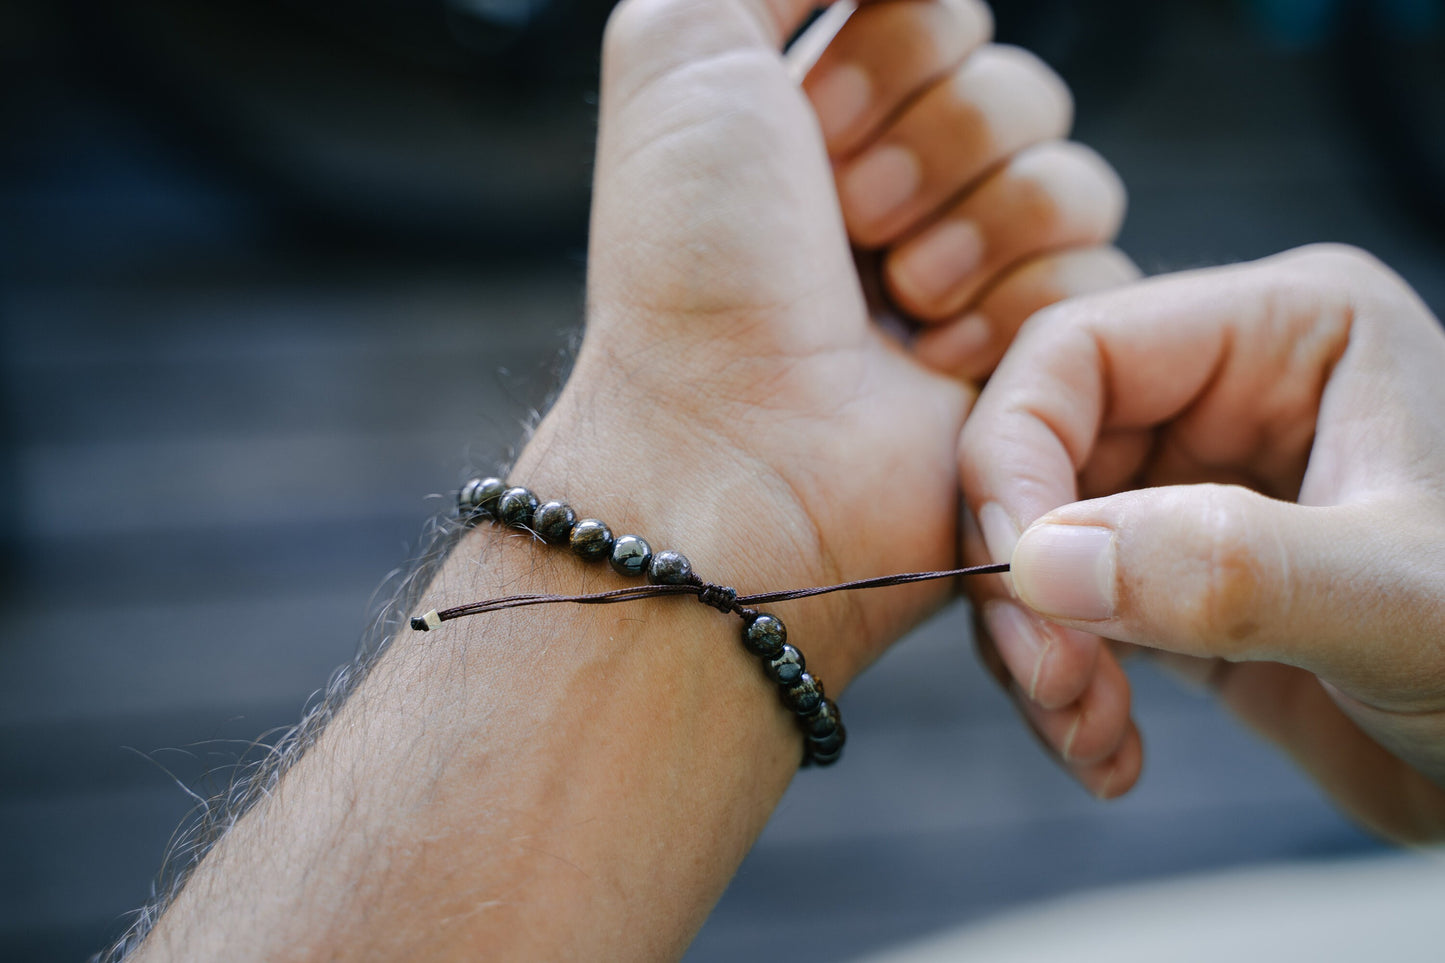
[1088,721,1143,799]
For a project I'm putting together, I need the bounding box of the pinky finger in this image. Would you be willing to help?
[914,245,1140,382]
[1071,720,1143,800]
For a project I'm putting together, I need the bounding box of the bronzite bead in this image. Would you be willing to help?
[458,476,506,522]
[742,613,787,657]
[533,501,577,544]
[497,487,539,528]
[765,644,805,685]
[569,518,613,561]
[808,723,846,756]
[784,673,824,715]
[801,700,840,739]
[609,535,653,577]
[647,550,693,585]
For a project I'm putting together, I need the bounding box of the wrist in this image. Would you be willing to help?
[512,376,870,691]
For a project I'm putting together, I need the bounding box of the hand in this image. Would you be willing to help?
[958,244,1445,839]
[527,0,1132,681]
[801,0,1135,381]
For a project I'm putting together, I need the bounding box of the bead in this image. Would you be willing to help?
[801,699,840,739]
[497,487,539,528]
[808,723,846,755]
[783,673,824,715]
[765,644,805,685]
[609,535,652,577]
[458,476,506,521]
[809,743,843,767]
[742,613,786,657]
[647,550,693,585]
[569,518,614,561]
[533,501,577,544]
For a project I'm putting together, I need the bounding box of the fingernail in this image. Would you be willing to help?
[891,220,985,305]
[978,501,1019,595]
[1012,524,1117,621]
[808,63,871,143]
[916,312,991,373]
[982,599,1050,701]
[842,145,920,226]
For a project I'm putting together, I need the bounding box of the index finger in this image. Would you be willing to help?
[958,257,1290,546]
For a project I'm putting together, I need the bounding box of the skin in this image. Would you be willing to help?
[959,245,1445,841]
[128,0,1130,958]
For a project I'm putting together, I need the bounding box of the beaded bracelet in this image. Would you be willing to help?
[412,477,1010,769]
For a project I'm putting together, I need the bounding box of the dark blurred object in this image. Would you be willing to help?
[1333,0,1445,233]
[62,0,614,252]
[990,0,1160,102]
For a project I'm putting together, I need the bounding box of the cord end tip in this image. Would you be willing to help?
[411,610,442,632]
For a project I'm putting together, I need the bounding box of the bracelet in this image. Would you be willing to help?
[412,477,1011,769]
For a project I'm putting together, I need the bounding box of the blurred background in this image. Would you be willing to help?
[1,0,1443,959]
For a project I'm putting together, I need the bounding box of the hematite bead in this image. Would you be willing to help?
[783,673,825,715]
[647,550,693,585]
[742,613,786,657]
[801,699,840,739]
[533,501,577,544]
[458,477,506,521]
[569,519,614,561]
[610,535,653,577]
[497,487,539,528]
[765,644,805,685]
[807,723,846,756]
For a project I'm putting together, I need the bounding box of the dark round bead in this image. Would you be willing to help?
[497,487,539,528]
[609,535,653,577]
[765,644,806,685]
[569,518,614,561]
[800,699,841,739]
[783,673,825,715]
[533,501,577,544]
[808,723,846,756]
[742,613,787,657]
[809,743,843,767]
[458,476,506,521]
[647,550,693,585]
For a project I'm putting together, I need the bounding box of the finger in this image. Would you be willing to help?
[1072,719,1142,800]
[981,599,1101,709]
[885,142,1127,322]
[593,0,865,336]
[958,249,1366,547]
[1013,640,1133,766]
[605,0,824,90]
[837,44,1073,248]
[802,0,994,157]
[914,245,1139,381]
[1007,484,1445,706]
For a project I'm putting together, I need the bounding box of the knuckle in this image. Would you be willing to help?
[1177,485,1271,653]
[1284,242,1390,281]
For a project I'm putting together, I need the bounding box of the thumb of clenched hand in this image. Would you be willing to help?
[588,0,863,340]
[1008,482,1441,709]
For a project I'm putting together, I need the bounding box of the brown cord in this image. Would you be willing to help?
[411,562,1010,630]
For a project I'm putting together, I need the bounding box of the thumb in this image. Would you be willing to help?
[1009,483,1430,702]
[589,0,863,338]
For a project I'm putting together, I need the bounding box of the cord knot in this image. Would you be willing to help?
[697,583,739,613]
